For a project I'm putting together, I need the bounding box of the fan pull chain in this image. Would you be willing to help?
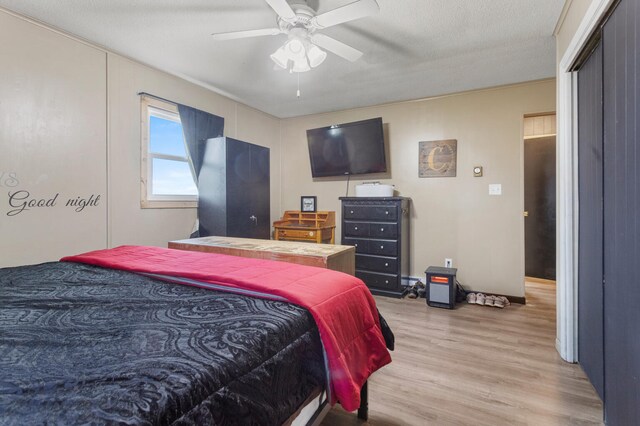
[296,73,301,98]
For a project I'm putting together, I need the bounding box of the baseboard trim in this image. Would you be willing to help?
[505,295,526,305]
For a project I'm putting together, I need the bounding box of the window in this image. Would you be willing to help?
[141,96,197,208]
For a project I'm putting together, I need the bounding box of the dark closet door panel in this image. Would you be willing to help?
[602,0,640,423]
[227,141,270,239]
[524,135,556,279]
[577,40,604,401]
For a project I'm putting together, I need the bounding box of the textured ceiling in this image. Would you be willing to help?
[0,0,564,118]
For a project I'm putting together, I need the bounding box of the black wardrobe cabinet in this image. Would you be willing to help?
[340,197,411,298]
[198,137,270,239]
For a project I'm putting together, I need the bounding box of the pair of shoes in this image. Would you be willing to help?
[407,286,418,299]
[467,292,510,308]
[483,294,509,309]
[414,280,426,298]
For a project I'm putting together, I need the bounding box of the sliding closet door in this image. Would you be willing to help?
[602,0,640,423]
[577,40,604,401]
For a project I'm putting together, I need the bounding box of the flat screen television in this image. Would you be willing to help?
[306,117,386,177]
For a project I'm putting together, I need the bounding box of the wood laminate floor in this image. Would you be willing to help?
[322,282,603,425]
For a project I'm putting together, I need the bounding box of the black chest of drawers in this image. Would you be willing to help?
[340,197,410,297]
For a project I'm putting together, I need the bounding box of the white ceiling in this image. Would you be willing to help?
[0,0,565,118]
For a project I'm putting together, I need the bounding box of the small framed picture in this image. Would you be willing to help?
[301,196,317,212]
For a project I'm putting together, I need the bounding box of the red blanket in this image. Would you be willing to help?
[61,245,391,411]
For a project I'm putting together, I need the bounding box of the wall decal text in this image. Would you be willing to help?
[0,171,19,188]
[6,190,101,216]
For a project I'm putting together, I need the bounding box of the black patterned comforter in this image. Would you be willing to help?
[0,262,325,425]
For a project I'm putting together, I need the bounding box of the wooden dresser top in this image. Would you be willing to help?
[169,236,353,258]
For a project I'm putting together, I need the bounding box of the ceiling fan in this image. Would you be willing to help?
[212,0,380,73]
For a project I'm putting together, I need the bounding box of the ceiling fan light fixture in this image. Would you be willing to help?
[292,56,310,73]
[286,39,305,56]
[213,0,380,74]
[307,44,327,68]
[270,46,289,69]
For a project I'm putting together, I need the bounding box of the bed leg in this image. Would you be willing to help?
[357,381,368,421]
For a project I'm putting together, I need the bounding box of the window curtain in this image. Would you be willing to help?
[177,104,224,237]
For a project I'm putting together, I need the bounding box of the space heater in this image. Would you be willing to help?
[425,266,458,309]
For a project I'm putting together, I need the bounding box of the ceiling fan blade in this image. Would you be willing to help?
[212,28,281,41]
[313,0,379,29]
[264,0,296,20]
[310,33,363,62]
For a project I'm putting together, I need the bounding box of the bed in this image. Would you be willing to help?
[0,246,393,425]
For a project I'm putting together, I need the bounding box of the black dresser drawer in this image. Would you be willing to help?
[369,222,397,239]
[343,222,370,238]
[342,237,368,253]
[356,254,397,273]
[343,205,398,221]
[367,240,397,256]
[356,270,399,291]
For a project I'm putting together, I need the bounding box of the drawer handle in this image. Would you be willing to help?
[350,210,354,214]
[380,228,384,232]
[385,280,389,284]
[354,243,358,247]
[385,211,389,215]
[354,226,358,230]
[380,245,384,249]
[385,263,389,267]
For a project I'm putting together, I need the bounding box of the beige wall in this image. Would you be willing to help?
[281,80,556,297]
[0,10,107,266]
[0,9,281,267]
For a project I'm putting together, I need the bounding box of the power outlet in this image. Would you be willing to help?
[445,258,453,268]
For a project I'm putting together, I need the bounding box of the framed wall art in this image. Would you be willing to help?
[419,139,457,178]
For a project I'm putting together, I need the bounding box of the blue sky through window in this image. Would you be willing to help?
[148,112,197,197]
[149,115,187,156]
[152,158,197,196]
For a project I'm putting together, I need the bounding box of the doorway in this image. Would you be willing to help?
[523,113,556,281]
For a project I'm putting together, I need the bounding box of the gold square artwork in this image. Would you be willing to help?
[419,139,457,177]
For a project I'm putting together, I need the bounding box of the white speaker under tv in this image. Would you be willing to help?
[355,183,394,197]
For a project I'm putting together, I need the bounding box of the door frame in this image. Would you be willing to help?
[556,0,616,362]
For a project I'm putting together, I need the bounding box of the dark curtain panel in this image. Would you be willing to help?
[177,104,224,237]
[177,104,224,181]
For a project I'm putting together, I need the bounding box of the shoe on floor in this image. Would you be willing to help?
[484,295,495,307]
[498,296,511,306]
[407,286,418,299]
[466,293,477,304]
[414,281,426,298]
[493,296,505,308]
[475,293,486,306]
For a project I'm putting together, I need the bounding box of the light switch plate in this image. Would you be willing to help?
[489,184,502,195]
